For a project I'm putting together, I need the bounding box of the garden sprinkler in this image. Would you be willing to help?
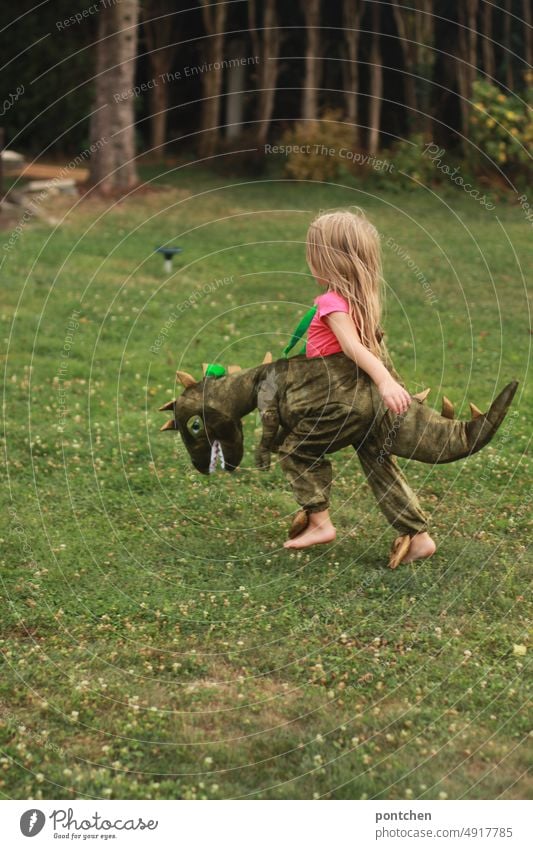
[155,246,183,274]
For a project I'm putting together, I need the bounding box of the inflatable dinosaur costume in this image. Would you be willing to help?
[159,353,517,566]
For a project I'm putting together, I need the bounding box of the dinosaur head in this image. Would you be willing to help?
[158,368,249,474]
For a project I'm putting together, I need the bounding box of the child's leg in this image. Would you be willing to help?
[283,509,336,549]
[356,442,436,564]
[401,532,436,562]
[356,443,428,534]
[278,433,336,548]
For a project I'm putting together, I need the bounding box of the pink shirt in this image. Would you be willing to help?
[306,291,350,358]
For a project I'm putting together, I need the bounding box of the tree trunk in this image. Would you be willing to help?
[481,2,495,79]
[368,3,382,155]
[149,71,169,152]
[89,0,139,193]
[391,0,417,123]
[523,0,532,69]
[249,0,282,145]
[342,0,365,144]
[257,48,279,145]
[301,0,321,121]
[391,0,435,136]
[198,0,227,158]
[141,0,179,158]
[456,0,479,140]
[225,39,246,139]
[503,0,514,89]
[89,9,115,187]
[416,0,435,138]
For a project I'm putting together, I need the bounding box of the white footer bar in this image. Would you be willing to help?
[2,799,531,848]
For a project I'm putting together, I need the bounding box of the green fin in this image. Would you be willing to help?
[282,305,317,357]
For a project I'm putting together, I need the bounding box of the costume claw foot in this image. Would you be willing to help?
[389,533,436,568]
[288,510,310,539]
[388,535,411,569]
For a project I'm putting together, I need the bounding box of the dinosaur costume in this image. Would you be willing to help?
[159,353,517,566]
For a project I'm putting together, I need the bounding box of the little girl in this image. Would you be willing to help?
[284,209,436,563]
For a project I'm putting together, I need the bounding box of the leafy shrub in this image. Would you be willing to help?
[384,134,446,188]
[278,110,357,182]
[469,74,533,176]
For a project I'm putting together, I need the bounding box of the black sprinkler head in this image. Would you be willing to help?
[155,246,183,273]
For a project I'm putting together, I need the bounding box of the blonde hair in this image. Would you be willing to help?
[306,209,383,357]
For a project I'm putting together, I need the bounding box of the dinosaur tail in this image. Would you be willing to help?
[389,381,518,464]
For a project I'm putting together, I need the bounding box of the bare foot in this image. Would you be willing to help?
[401,532,436,564]
[284,511,336,549]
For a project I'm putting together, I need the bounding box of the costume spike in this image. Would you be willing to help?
[228,365,242,374]
[470,402,483,420]
[176,370,197,388]
[262,351,273,364]
[413,388,431,403]
[160,418,177,431]
[159,399,176,411]
[441,396,455,419]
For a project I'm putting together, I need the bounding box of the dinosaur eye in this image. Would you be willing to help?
[186,415,204,437]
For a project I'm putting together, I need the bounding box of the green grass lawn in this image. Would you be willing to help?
[1,165,531,800]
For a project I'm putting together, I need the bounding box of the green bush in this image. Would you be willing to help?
[469,74,533,176]
[279,110,357,182]
[384,134,445,189]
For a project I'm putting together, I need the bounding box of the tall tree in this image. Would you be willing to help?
[342,0,366,144]
[503,0,514,89]
[480,0,495,80]
[523,0,532,69]
[368,1,383,155]
[248,0,282,145]
[456,0,479,139]
[224,37,247,139]
[198,0,227,158]
[301,0,321,121]
[90,0,140,193]
[391,0,435,136]
[141,0,180,157]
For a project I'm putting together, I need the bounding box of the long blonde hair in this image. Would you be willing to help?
[306,209,383,357]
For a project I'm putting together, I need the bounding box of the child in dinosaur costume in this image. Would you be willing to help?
[159,211,517,567]
[282,209,423,556]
